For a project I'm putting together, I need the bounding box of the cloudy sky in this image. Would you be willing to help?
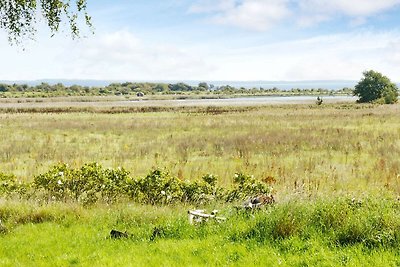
[1,0,400,82]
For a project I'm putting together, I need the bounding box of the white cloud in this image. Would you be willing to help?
[1,28,399,82]
[298,0,400,26]
[384,40,400,65]
[189,0,290,31]
[56,30,216,80]
[203,31,400,81]
[189,0,400,30]
[188,0,236,13]
[299,0,400,17]
[0,32,63,80]
[0,30,215,81]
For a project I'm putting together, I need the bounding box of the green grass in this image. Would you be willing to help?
[1,198,400,266]
[1,102,400,266]
[0,103,399,197]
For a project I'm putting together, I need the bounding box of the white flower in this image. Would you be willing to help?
[161,190,166,195]
[57,180,63,185]
[58,172,64,177]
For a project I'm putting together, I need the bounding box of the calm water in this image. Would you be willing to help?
[0,95,357,108]
[167,95,356,106]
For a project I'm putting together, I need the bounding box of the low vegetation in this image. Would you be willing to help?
[0,103,399,196]
[1,102,400,265]
[1,195,400,266]
[0,81,353,98]
[1,163,272,206]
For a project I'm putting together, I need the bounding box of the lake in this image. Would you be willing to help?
[0,95,357,108]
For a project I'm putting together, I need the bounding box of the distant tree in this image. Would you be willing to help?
[0,84,9,92]
[354,70,398,104]
[198,82,209,91]
[154,84,168,92]
[36,82,52,92]
[219,85,235,93]
[168,83,193,92]
[0,0,92,44]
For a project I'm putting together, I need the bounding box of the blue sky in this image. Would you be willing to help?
[1,0,400,81]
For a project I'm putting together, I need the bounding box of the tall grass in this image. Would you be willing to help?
[0,105,400,198]
[0,103,399,198]
[1,196,400,266]
[1,102,400,265]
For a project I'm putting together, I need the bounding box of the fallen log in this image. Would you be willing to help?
[188,209,226,225]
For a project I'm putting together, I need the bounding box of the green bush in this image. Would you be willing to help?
[34,163,130,205]
[33,163,70,201]
[181,174,222,204]
[0,173,19,196]
[32,163,273,205]
[126,169,183,205]
[226,173,272,202]
[126,170,223,205]
[101,167,130,203]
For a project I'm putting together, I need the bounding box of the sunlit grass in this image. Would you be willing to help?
[1,102,400,265]
[1,103,399,199]
[1,197,400,266]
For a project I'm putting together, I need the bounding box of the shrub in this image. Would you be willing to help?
[101,167,130,203]
[33,163,71,201]
[125,170,226,205]
[126,169,183,205]
[226,173,272,202]
[33,163,273,205]
[181,174,222,204]
[0,173,19,197]
[33,163,130,205]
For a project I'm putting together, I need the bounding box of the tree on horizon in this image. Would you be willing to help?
[354,70,398,104]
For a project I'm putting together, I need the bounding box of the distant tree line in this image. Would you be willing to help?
[0,81,353,98]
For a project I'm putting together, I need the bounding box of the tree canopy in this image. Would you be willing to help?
[354,70,398,104]
[0,81,354,98]
[0,0,92,44]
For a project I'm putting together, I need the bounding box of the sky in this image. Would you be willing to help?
[1,0,400,82]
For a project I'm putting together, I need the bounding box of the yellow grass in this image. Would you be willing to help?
[1,103,399,198]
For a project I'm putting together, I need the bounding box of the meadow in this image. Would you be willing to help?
[0,102,399,195]
[1,101,400,266]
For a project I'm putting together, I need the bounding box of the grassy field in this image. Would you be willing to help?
[1,102,399,195]
[2,197,400,266]
[1,101,400,266]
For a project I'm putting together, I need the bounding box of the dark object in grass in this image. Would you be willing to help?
[150,226,165,241]
[316,96,323,105]
[243,194,275,209]
[110,229,129,239]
